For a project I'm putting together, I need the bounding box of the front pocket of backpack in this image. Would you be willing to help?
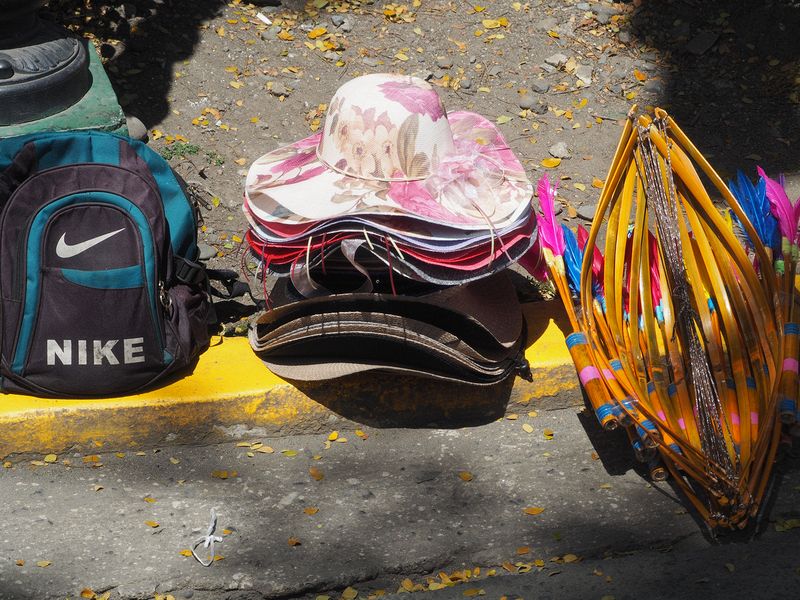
[18,267,167,395]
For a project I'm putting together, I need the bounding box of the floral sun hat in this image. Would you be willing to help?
[245,73,533,231]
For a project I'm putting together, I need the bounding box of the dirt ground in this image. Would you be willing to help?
[48,0,800,305]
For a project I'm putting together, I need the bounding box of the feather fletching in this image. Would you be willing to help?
[536,174,565,257]
[729,170,778,251]
[562,224,582,294]
[757,166,799,244]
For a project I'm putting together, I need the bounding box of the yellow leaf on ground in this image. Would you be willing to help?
[278,30,294,41]
[394,52,409,61]
[170,457,181,464]
[541,158,561,168]
[229,81,243,89]
[428,582,446,591]
[179,549,193,557]
[281,450,298,457]
[36,561,51,568]
[304,507,319,515]
[563,553,579,563]
[522,424,534,433]
[288,537,301,546]
[309,467,324,481]
[342,587,358,600]
[496,115,513,124]
[144,496,156,503]
[83,455,100,463]
[44,454,58,463]
[212,470,230,479]
[574,183,586,191]
[534,559,545,567]
[15,559,24,566]
[234,158,247,166]
[328,431,339,441]
[308,27,328,39]
[257,446,275,453]
[80,589,95,599]
[482,19,501,29]
[544,429,554,440]
[459,471,474,482]
[3,461,12,468]
[633,69,647,82]
[592,177,605,188]
[547,30,560,38]
[517,546,531,555]
[463,588,485,596]
[144,520,160,528]
[401,578,415,591]
[523,506,545,515]
[502,561,517,573]
[355,429,368,439]
[216,26,225,37]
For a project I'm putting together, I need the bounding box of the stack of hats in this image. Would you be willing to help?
[243,74,539,384]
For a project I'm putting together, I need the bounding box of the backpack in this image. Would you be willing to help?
[0,131,211,397]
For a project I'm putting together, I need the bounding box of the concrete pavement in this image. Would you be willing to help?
[1,405,797,600]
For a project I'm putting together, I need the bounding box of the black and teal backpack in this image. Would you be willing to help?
[0,131,211,397]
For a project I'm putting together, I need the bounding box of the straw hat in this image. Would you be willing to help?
[245,73,533,230]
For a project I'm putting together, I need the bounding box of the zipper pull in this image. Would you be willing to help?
[159,282,173,313]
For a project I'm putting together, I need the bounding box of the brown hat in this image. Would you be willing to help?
[249,271,530,385]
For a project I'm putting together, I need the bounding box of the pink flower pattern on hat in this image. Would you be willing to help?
[245,73,532,229]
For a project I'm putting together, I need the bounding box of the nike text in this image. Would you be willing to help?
[46,338,145,366]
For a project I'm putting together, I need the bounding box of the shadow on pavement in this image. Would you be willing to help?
[48,0,230,126]
[630,0,800,177]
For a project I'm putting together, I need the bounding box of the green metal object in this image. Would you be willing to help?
[0,43,127,138]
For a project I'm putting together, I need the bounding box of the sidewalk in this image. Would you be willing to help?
[2,406,797,600]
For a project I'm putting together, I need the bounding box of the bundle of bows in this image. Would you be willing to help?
[537,107,797,529]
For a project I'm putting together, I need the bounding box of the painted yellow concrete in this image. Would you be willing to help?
[0,301,577,457]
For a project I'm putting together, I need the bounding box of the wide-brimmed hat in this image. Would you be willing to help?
[245,73,533,231]
[249,271,531,385]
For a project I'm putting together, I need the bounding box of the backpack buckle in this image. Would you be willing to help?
[174,256,207,287]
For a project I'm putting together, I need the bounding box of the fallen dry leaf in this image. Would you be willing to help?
[144,496,156,503]
[288,537,301,546]
[459,471,474,482]
[342,587,358,600]
[36,560,51,568]
[309,467,324,481]
[179,549,193,557]
[541,157,561,168]
[144,520,160,528]
[524,506,545,515]
[522,423,534,434]
[80,589,95,599]
[304,507,319,515]
[15,559,23,567]
[517,546,531,555]
[43,454,57,464]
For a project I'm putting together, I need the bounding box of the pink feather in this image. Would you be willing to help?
[758,166,799,243]
[536,174,565,256]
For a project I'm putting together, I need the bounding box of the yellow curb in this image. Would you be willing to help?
[0,301,577,457]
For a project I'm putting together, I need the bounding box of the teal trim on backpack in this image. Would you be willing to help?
[128,138,197,260]
[36,134,121,171]
[12,192,164,374]
[61,265,144,289]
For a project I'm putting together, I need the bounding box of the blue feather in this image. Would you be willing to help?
[562,224,582,294]
[729,170,779,251]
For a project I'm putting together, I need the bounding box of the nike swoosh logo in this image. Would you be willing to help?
[56,228,126,259]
